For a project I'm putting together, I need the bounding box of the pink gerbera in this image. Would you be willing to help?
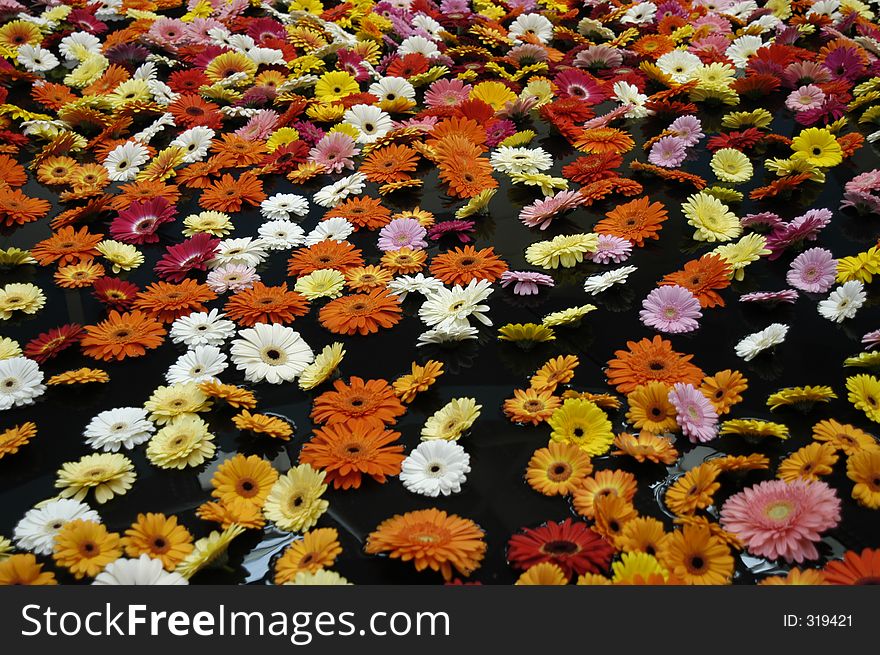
[206,264,259,293]
[518,190,586,230]
[648,136,688,168]
[377,218,428,251]
[110,198,176,244]
[155,233,220,282]
[785,247,837,293]
[720,479,841,563]
[553,69,608,104]
[309,132,360,173]
[499,271,555,295]
[669,115,704,147]
[785,84,826,112]
[427,220,476,242]
[862,329,880,349]
[739,289,799,304]
[668,382,718,443]
[640,285,702,334]
[424,79,473,108]
[588,235,632,264]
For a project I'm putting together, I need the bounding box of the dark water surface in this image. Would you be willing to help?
[2,99,880,583]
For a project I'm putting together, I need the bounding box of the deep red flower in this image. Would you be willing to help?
[507,519,614,578]
[92,277,141,310]
[24,324,85,363]
[154,233,220,282]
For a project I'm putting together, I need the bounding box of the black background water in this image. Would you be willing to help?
[2,88,880,583]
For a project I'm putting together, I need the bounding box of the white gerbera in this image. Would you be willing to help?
[59,31,101,62]
[419,279,494,331]
[258,220,306,250]
[14,499,101,556]
[490,146,553,175]
[342,104,393,144]
[369,76,416,103]
[165,345,228,384]
[412,15,442,37]
[230,323,314,384]
[102,141,150,182]
[387,274,446,301]
[508,14,554,43]
[84,407,155,452]
[656,50,703,84]
[613,81,652,119]
[305,216,354,245]
[209,237,269,268]
[818,281,866,322]
[726,35,764,69]
[417,325,480,346]
[170,126,214,163]
[621,1,657,24]
[397,34,440,58]
[93,555,188,585]
[735,323,789,361]
[583,265,638,295]
[400,441,471,497]
[17,44,60,72]
[260,193,309,221]
[313,173,367,208]
[0,356,46,411]
[169,309,236,347]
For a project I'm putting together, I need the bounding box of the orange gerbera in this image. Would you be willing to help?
[593,494,638,542]
[81,310,166,361]
[212,133,267,166]
[326,196,393,231]
[197,380,257,409]
[111,180,180,211]
[530,355,579,393]
[429,245,508,285]
[345,265,392,291]
[618,517,668,556]
[632,34,675,57]
[311,376,405,430]
[711,454,770,472]
[606,336,705,394]
[611,431,679,465]
[393,360,444,403]
[319,289,402,335]
[664,463,721,516]
[525,441,593,496]
[199,172,266,213]
[122,512,194,570]
[574,127,635,155]
[53,519,122,580]
[438,155,498,198]
[54,260,106,289]
[572,469,637,519]
[37,155,79,185]
[196,497,265,530]
[365,508,487,580]
[812,419,877,455]
[700,369,747,414]
[361,144,419,183]
[224,282,309,326]
[211,454,279,507]
[299,423,405,490]
[32,82,78,110]
[0,554,57,585]
[274,528,343,583]
[31,226,104,266]
[287,240,364,276]
[777,442,839,483]
[595,197,667,247]
[47,368,109,385]
[0,421,36,460]
[631,160,707,190]
[429,117,487,146]
[823,548,880,585]
[381,247,427,274]
[133,279,216,323]
[759,568,827,585]
[232,410,294,440]
[503,388,562,425]
[661,254,732,308]
[0,187,51,227]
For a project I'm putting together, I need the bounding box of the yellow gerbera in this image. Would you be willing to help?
[791,127,843,168]
[547,398,614,456]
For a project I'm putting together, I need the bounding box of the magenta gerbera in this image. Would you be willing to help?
[640,285,702,334]
[499,271,555,295]
[786,247,837,293]
[110,197,176,244]
[377,218,428,252]
[518,190,586,230]
[720,479,841,563]
[553,69,608,104]
[668,382,718,443]
[155,233,220,282]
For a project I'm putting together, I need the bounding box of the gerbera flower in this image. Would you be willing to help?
[665,463,721,516]
[133,280,216,324]
[526,234,599,269]
[791,127,842,168]
[300,423,404,490]
[668,383,718,443]
[759,568,827,586]
[80,310,166,361]
[777,443,839,483]
[232,410,293,440]
[155,234,219,283]
[366,508,485,581]
[0,282,45,320]
[818,281,866,322]
[429,246,508,286]
[661,254,731,308]
[648,136,688,168]
[298,342,345,392]
[31,226,103,266]
[640,285,702,334]
[812,420,876,455]
[263,464,329,533]
[573,470,638,519]
[508,519,613,578]
[24,324,84,364]
[393,360,444,404]
[547,398,614,456]
[382,248,428,275]
[612,432,679,465]
[53,520,122,580]
[56,452,136,505]
[595,197,667,246]
[734,323,789,361]
[319,289,402,336]
[700,369,747,415]
[659,524,733,585]
[0,356,45,410]
[274,528,343,583]
[421,398,481,441]
[144,383,212,426]
[223,282,309,327]
[846,374,880,423]
[399,440,471,498]
[287,240,364,277]
[710,148,753,183]
[146,414,216,470]
[48,368,110,386]
[110,198,176,245]
[823,548,880,585]
[626,382,678,433]
[682,192,742,242]
[525,441,592,496]
[122,513,194,571]
[607,336,704,394]
[0,421,36,460]
[504,388,562,425]
[311,376,405,431]
[530,355,579,393]
[175,525,245,580]
[720,479,841,562]
[0,554,57,585]
[377,218,428,252]
[846,448,880,509]
[230,323,314,384]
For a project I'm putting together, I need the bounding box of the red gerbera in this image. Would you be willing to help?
[92,277,140,310]
[24,324,85,364]
[507,519,615,578]
[154,233,220,282]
